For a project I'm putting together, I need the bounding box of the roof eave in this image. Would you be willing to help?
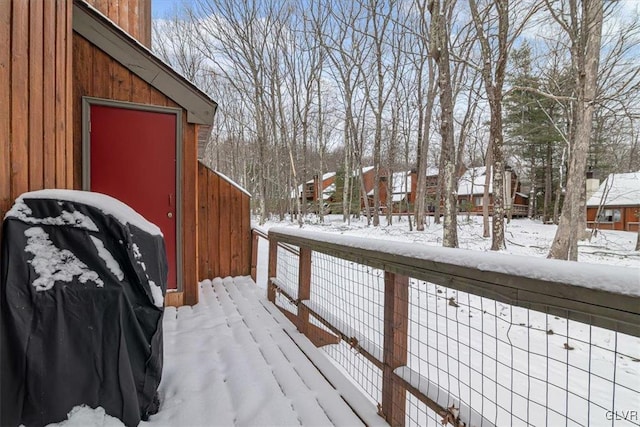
[72,0,217,126]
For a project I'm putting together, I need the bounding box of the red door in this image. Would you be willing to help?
[89,104,178,289]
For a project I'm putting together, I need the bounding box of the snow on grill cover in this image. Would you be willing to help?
[1,190,167,427]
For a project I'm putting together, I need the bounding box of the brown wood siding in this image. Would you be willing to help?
[0,0,73,222]
[587,206,639,231]
[182,115,198,305]
[197,162,251,282]
[72,33,199,306]
[0,1,10,221]
[84,0,151,48]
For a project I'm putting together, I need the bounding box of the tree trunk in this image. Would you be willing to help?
[430,0,458,248]
[548,0,603,260]
[528,149,536,219]
[544,142,553,223]
[469,0,508,251]
[415,62,435,232]
[491,110,506,250]
[483,142,493,238]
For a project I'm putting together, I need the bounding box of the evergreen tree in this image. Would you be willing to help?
[504,43,564,220]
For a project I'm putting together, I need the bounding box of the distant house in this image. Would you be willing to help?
[293,172,337,207]
[359,166,378,199]
[586,172,640,231]
[456,166,528,216]
[370,170,413,213]
[401,166,527,216]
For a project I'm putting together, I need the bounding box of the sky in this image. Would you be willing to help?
[152,0,194,18]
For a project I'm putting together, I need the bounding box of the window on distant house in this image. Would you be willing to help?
[597,209,621,222]
[474,197,483,206]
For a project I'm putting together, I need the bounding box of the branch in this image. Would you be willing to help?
[505,85,576,102]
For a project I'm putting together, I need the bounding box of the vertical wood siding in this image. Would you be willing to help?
[0,0,73,221]
[84,0,151,48]
[587,206,639,231]
[197,162,251,282]
[72,33,199,305]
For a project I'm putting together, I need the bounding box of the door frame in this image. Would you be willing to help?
[82,96,184,291]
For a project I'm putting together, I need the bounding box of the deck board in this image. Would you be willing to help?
[154,277,374,426]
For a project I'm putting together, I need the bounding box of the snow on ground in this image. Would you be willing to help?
[257,214,640,269]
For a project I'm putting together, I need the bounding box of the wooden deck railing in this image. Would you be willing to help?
[252,226,640,426]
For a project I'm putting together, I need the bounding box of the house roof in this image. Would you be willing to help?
[306,172,336,184]
[73,0,217,125]
[458,166,489,196]
[353,166,373,176]
[365,171,412,199]
[425,167,440,177]
[391,171,412,194]
[322,183,336,200]
[586,172,640,207]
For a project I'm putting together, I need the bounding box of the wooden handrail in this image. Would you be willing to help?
[267,227,640,338]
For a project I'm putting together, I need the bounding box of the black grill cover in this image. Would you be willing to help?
[1,191,166,427]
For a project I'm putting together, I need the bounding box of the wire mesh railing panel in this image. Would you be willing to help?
[406,393,445,426]
[264,228,640,427]
[275,246,299,299]
[322,340,384,405]
[403,278,640,427]
[308,251,385,405]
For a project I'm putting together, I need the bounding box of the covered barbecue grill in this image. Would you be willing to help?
[1,189,166,426]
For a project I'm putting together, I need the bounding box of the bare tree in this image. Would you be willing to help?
[399,0,437,232]
[468,0,541,250]
[429,0,458,247]
[323,1,371,223]
[153,13,207,84]
[546,0,604,260]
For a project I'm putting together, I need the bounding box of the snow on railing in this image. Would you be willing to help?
[253,226,640,427]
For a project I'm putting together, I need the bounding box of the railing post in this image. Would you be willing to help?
[297,247,312,335]
[267,235,278,303]
[382,271,408,427]
[250,230,259,282]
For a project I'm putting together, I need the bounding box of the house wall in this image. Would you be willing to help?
[72,33,199,305]
[360,168,390,209]
[587,206,639,231]
[83,0,151,48]
[361,168,378,198]
[198,162,251,281]
[0,0,73,221]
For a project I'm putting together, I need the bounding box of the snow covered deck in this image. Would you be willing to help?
[152,276,385,426]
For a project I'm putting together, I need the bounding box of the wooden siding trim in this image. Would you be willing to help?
[197,164,209,280]
[42,1,56,189]
[65,0,74,188]
[164,291,183,307]
[0,0,11,217]
[55,0,67,188]
[182,116,198,305]
[72,32,92,188]
[10,1,29,200]
[208,165,220,279]
[28,1,44,191]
